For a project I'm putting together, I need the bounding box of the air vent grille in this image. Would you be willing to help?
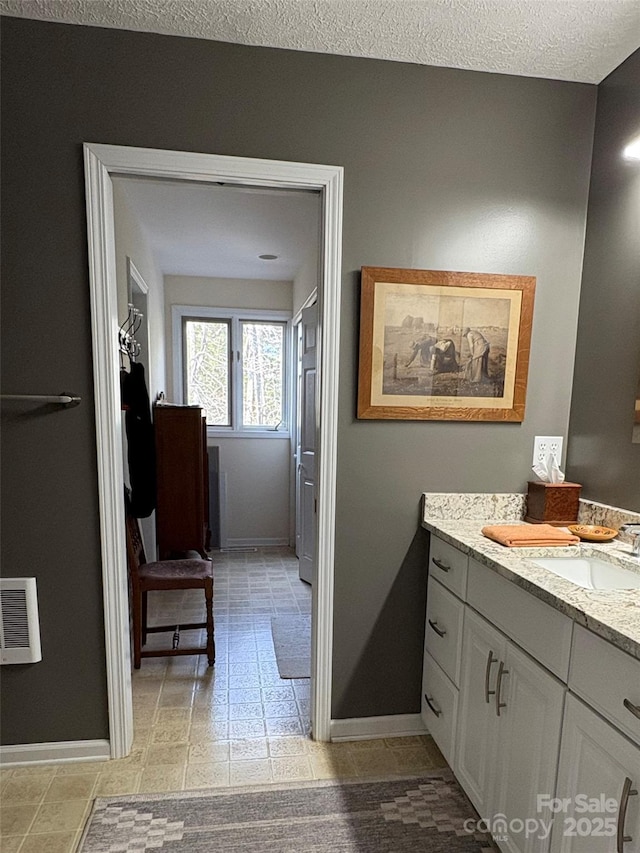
[0,578,42,664]
[0,589,29,647]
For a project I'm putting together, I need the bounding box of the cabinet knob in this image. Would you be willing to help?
[431,557,450,573]
[623,698,640,720]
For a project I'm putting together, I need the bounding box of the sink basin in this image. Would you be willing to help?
[531,557,640,590]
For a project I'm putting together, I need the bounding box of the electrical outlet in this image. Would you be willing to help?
[532,436,563,467]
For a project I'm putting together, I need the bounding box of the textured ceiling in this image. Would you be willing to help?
[1,0,639,83]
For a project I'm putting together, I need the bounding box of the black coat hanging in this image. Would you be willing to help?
[121,361,156,518]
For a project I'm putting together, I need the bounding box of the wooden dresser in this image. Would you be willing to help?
[154,404,210,559]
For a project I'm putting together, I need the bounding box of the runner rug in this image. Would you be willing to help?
[78,772,494,852]
[271,614,311,678]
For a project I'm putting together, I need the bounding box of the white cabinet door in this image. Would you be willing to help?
[455,607,506,817]
[493,642,566,853]
[551,694,640,853]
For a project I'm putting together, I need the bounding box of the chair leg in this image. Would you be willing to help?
[131,577,142,669]
[204,578,215,666]
[142,590,148,645]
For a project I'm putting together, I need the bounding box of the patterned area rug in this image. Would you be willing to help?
[78,772,494,852]
[271,615,311,678]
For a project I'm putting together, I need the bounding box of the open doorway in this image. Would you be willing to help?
[84,143,343,757]
[114,174,321,747]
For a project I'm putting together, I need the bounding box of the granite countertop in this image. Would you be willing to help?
[421,493,640,662]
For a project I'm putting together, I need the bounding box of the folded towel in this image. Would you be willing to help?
[481,523,580,548]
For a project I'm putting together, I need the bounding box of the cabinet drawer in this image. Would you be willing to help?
[428,536,468,599]
[467,557,573,681]
[421,650,458,766]
[425,576,465,685]
[569,624,640,747]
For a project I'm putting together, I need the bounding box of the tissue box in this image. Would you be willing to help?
[525,481,582,525]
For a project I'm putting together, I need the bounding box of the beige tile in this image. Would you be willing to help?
[0,776,51,804]
[229,760,272,786]
[20,831,78,853]
[154,708,192,725]
[184,762,230,789]
[55,760,109,776]
[187,742,230,764]
[189,720,229,742]
[268,737,309,757]
[151,722,191,744]
[271,756,313,782]
[0,803,40,835]
[146,743,189,766]
[44,774,98,802]
[30,800,89,834]
[422,736,448,768]
[265,717,304,737]
[157,691,194,709]
[263,700,299,718]
[352,750,400,777]
[0,835,23,852]
[345,738,388,752]
[228,719,266,739]
[310,754,358,780]
[139,765,185,793]
[391,748,436,772]
[191,705,228,724]
[4,766,57,780]
[384,735,426,749]
[93,771,141,797]
[229,739,268,760]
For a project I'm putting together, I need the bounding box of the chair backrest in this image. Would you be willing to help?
[124,489,147,571]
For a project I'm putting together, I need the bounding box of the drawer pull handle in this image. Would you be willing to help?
[431,557,450,573]
[424,694,442,718]
[428,619,447,638]
[484,650,498,703]
[623,698,640,720]
[617,776,637,852]
[495,661,509,717]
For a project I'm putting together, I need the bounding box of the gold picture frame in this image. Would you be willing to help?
[357,267,536,421]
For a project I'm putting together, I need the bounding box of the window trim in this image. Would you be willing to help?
[173,304,292,438]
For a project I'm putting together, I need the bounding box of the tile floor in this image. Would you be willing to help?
[0,547,445,852]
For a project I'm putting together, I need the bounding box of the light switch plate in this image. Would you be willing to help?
[532,436,563,467]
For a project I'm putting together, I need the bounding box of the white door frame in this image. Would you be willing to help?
[83,143,343,756]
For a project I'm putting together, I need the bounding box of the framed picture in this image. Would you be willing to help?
[357,267,536,421]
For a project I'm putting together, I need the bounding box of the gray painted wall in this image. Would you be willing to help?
[1,17,596,743]
[566,50,640,512]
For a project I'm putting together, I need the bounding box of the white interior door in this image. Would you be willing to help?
[298,303,317,584]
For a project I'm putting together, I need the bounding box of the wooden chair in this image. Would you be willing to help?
[124,502,215,669]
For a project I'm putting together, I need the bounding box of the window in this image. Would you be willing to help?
[176,307,291,436]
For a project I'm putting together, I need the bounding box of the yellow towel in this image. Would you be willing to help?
[481,523,580,548]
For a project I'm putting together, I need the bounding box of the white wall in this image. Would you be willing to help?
[216,438,291,545]
[113,180,166,558]
[166,275,294,545]
[113,180,166,398]
[293,241,319,316]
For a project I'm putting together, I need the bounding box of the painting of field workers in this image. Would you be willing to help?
[381,287,512,400]
[358,267,535,422]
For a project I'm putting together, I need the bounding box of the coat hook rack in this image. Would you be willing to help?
[119,303,143,363]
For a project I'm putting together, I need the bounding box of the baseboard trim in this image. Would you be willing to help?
[0,739,111,767]
[330,714,428,742]
[224,537,289,548]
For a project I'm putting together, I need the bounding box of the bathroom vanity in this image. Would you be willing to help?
[421,494,640,853]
